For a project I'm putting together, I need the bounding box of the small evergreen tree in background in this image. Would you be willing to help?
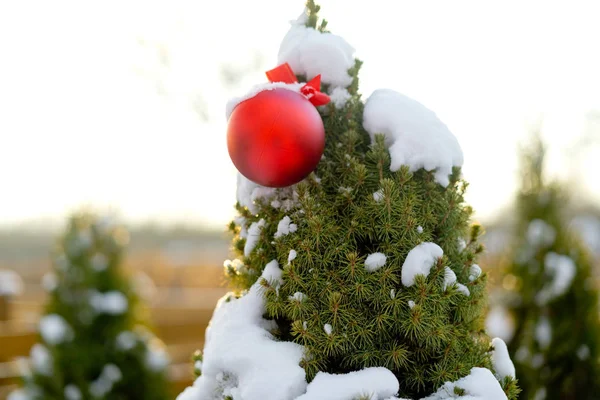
[9,212,170,400]
[179,2,519,399]
[502,136,600,400]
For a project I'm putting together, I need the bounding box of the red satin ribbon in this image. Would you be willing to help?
[265,63,331,107]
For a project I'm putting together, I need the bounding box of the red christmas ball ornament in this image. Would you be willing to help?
[227,63,330,188]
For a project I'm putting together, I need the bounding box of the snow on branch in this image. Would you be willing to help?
[295,368,399,400]
[363,89,463,187]
[176,261,306,400]
[278,11,355,88]
[401,242,443,287]
[422,367,507,400]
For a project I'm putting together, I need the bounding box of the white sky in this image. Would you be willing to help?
[1,0,599,230]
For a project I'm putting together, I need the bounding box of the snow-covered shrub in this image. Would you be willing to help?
[9,212,170,400]
[179,1,519,399]
[498,136,600,399]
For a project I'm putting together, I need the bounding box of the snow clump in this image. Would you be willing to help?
[278,9,355,88]
[363,89,463,187]
[491,338,516,380]
[39,314,74,345]
[401,243,443,287]
[365,253,387,272]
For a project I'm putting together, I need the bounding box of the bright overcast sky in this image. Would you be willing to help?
[1,0,599,230]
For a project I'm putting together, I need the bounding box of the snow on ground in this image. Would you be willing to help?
[245,219,266,256]
[363,89,463,187]
[275,216,298,239]
[485,306,515,343]
[295,368,399,400]
[0,269,23,296]
[535,252,576,305]
[176,260,306,400]
[422,367,507,400]
[401,243,443,287]
[39,314,73,345]
[365,253,387,272]
[526,219,556,248]
[278,9,355,88]
[491,338,515,380]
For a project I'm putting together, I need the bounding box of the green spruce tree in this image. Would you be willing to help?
[9,212,170,400]
[180,2,519,399]
[502,136,600,400]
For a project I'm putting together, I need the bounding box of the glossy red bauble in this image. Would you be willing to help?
[227,88,325,188]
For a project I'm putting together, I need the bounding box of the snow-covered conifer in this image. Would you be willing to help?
[498,135,600,399]
[180,2,519,399]
[9,212,170,400]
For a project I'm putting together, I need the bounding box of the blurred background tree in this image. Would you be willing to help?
[8,212,171,400]
[488,135,600,400]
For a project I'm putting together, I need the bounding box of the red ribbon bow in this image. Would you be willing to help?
[265,63,330,107]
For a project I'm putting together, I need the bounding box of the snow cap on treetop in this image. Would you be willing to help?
[278,8,355,88]
[363,89,464,187]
